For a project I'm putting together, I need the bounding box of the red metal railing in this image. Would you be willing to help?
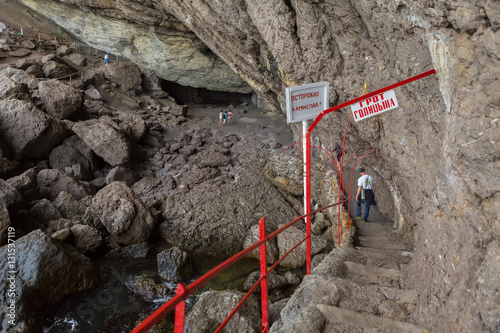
[132,69,437,332]
[131,198,349,333]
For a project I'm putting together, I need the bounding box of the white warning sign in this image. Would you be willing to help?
[286,82,329,123]
[351,89,399,122]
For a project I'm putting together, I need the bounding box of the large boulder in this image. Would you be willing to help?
[243,224,279,265]
[63,52,87,67]
[0,229,99,332]
[0,99,66,158]
[29,198,62,224]
[42,60,73,79]
[37,169,95,201]
[157,247,195,282]
[106,241,153,258]
[72,119,132,166]
[276,225,328,268]
[160,171,296,257]
[53,191,90,219]
[2,67,38,90]
[0,70,30,101]
[104,62,142,92]
[38,80,84,120]
[127,276,170,302]
[49,135,100,179]
[70,224,103,253]
[84,181,154,245]
[185,290,260,332]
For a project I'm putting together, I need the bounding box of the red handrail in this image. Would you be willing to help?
[131,198,350,333]
[133,69,437,332]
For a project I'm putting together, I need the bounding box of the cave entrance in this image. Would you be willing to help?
[161,80,253,106]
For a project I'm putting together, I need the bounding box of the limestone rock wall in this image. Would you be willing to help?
[19,0,499,332]
[19,0,252,94]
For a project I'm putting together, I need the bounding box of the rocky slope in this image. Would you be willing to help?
[5,0,500,332]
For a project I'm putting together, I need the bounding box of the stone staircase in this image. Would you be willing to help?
[270,219,427,333]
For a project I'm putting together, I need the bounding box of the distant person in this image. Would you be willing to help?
[219,110,223,126]
[356,167,376,223]
[104,52,109,66]
[223,111,228,126]
[228,110,233,124]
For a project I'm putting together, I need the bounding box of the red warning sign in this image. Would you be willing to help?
[351,89,399,122]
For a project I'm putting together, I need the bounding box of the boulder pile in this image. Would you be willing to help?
[0,24,335,331]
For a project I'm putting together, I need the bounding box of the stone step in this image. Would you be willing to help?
[354,246,413,258]
[356,237,408,250]
[344,261,402,279]
[317,304,426,333]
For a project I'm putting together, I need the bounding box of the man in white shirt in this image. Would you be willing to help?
[356,167,376,222]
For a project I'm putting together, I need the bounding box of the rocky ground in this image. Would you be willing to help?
[0,7,346,332]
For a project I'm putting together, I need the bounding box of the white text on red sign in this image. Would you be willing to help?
[351,89,399,122]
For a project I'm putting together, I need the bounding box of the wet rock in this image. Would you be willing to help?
[104,62,142,92]
[186,290,260,332]
[70,224,103,253]
[0,99,66,158]
[49,135,100,179]
[38,80,84,120]
[127,276,170,302]
[243,224,279,264]
[72,119,132,166]
[0,229,99,332]
[37,169,94,201]
[276,225,328,268]
[106,241,153,258]
[157,246,195,282]
[84,181,154,245]
[243,271,288,293]
[29,198,62,224]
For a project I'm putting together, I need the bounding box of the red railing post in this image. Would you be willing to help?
[174,283,187,333]
[305,131,312,275]
[259,217,269,333]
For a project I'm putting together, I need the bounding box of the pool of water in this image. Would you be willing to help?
[43,250,261,333]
